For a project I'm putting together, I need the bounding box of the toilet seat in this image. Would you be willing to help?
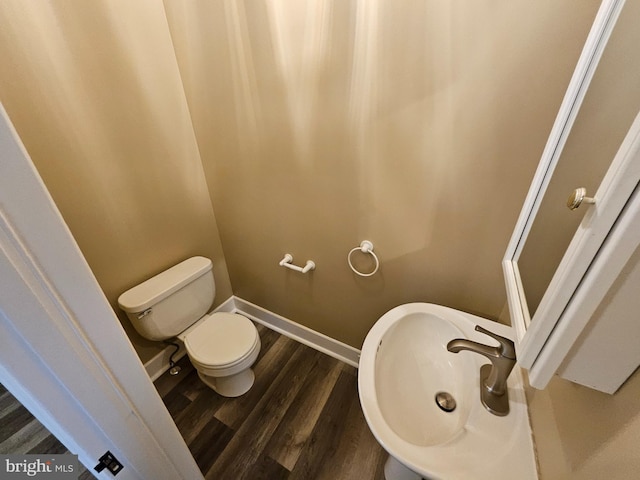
[184,312,259,369]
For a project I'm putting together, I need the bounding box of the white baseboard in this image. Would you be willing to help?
[231,296,361,368]
[213,295,237,314]
[143,295,361,380]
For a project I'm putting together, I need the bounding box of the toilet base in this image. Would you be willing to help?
[197,368,255,397]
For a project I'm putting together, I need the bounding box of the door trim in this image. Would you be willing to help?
[528,113,640,388]
[502,0,628,375]
[0,104,203,479]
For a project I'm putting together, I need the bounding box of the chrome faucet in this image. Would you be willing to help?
[447,325,516,416]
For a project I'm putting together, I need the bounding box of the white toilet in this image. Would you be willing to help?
[118,256,261,397]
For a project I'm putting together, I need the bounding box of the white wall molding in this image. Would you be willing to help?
[231,296,361,368]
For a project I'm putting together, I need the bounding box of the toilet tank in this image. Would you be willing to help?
[117,256,215,341]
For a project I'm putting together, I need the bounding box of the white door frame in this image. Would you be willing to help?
[0,104,203,479]
[502,0,626,356]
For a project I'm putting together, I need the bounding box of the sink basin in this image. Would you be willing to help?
[358,303,537,480]
[375,311,474,447]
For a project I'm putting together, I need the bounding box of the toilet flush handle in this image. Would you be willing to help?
[137,308,152,320]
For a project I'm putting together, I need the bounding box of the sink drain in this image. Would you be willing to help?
[435,391,456,412]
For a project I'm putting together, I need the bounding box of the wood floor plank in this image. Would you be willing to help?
[0,390,22,420]
[350,419,388,480]
[0,404,38,444]
[27,434,68,455]
[244,453,290,480]
[171,363,207,402]
[316,376,387,480]
[287,370,357,480]
[205,343,322,480]
[162,387,192,417]
[214,334,298,429]
[0,388,94,478]
[172,373,229,445]
[341,363,358,377]
[264,351,344,470]
[253,323,281,363]
[0,418,52,454]
[189,415,235,475]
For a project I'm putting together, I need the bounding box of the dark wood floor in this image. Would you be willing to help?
[0,383,94,479]
[1,324,387,479]
[155,324,387,480]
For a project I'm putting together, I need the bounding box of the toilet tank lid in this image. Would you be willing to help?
[118,256,212,313]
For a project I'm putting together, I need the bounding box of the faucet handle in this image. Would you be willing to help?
[474,325,516,360]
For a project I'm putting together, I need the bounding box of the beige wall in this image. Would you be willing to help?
[526,369,640,480]
[3,1,639,478]
[164,0,600,347]
[0,1,232,363]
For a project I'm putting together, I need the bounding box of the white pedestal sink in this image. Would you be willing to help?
[358,303,537,480]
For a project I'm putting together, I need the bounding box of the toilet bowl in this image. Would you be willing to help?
[117,256,261,397]
[179,312,261,397]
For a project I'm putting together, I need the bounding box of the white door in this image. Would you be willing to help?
[0,104,203,479]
